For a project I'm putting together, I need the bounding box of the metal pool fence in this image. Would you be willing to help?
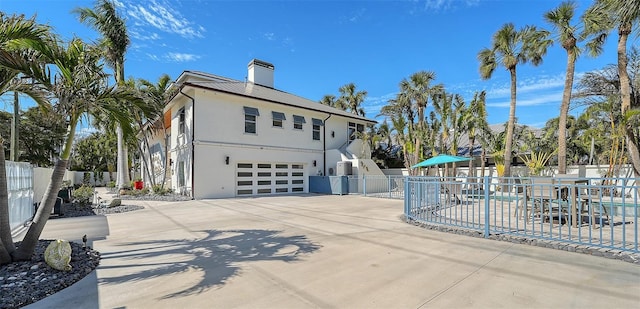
[346,175,405,199]
[403,176,639,253]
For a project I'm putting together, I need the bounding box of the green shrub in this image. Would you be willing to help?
[107,181,116,188]
[120,187,149,196]
[152,184,173,195]
[73,185,95,206]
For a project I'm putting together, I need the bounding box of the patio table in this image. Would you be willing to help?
[555,176,589,228]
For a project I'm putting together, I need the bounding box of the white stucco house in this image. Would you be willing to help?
[142,59,384,199]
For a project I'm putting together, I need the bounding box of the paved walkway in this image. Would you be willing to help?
[24,194,640,308]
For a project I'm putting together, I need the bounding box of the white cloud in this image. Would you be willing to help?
[364,92,398,119]
[126,0,205,39]
[129,28,161,41]
[487,74,566,98]
[424,0,454,10]
[165,52,200,62]
[112,0,125,8]
[486,92,562,108]
[349,8,366,23]
[146,53,160,61]
[263,32,275,41]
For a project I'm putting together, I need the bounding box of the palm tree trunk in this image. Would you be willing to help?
[12,159,68,260]
[503,67,517,177]
[116,125,130,189]
[617,27,640,178]
[558,50,576,174]
[138,124,156,188]
[0,138,16,264]
[589,136,595,165]
[12,117,78,261]
[469,136,476,182]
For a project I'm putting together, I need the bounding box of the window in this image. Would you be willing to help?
[178,108,185,135]
[293,115,305,130]
[178,161,185,187]
[244,106,260,134]
[272,111,286,128]
[348,122,365,142]
[312,118,323,140]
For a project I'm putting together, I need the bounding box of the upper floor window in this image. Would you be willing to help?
[312,118,323,141]
[293,115,305,130]
[178,107,185,135]
[348,122,364,141]
[244,106,260,134]
[272,111,286,128]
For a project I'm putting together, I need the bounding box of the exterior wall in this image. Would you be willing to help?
[139,120,170,188]
[193,143,321,198]
[183,88,370,199]
[169,91,194,195]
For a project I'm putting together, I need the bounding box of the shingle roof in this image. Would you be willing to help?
[174,70,376,124]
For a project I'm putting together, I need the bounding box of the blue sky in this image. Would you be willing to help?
[0,0,630,130]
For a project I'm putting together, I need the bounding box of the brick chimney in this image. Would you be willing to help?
[247,59,274,88]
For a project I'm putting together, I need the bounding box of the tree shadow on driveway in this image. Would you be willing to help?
[98,229,321,299]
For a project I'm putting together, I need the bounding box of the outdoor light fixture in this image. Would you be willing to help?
[225,156,230,165]
[313,160,317,167]
[169,159,173,166]
[331,131,335,138]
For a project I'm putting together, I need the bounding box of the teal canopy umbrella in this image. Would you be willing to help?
[411,154,471,168]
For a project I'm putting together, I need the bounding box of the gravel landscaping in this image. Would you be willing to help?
[1,195,179,308]
[0,240,100,308]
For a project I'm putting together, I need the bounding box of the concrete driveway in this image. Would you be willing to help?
[26,194,640,308]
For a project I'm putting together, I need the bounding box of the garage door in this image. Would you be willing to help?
[236,162,305,196]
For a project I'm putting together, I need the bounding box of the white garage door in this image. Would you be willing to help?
[236,162,305,196]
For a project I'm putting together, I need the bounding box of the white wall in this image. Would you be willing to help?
[168,88,371,198]
[193,143,322,198]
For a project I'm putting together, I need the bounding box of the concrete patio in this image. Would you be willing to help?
[23,194,640,308]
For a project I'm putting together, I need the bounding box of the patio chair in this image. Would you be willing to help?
[529,177,568,224]
[442,181,463,205]
[555,175,610,227]
[579,194,611,227]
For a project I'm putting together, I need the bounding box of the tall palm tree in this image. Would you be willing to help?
[584,0,640,178]
[0,13,51,265]
[432,91,452,156]
[478,23,552,177]
[74,0,133,188]
[0,37,142,261]
[337,83,367,116]
[464,91,488,179]
[135,74,173,188]
[400,71,441,168]
[544,1,605,174]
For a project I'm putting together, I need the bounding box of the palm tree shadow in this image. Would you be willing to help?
[98,229,321,299]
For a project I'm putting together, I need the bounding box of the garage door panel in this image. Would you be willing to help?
[236,162,305,196]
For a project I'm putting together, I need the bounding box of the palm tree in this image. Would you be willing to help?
[337,83,367,116]
[464,91,489,179]
[0,13,51,265]
[74,0,133,189]
[544,1,605,174]
[135,74,173,188]
[319,94,345,110]
[478,23,553,177]
[432,91,452,156]
[584,0,640,178]
[0,37,142,261]
[400,71,441,169]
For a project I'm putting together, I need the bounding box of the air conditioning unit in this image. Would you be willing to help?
[336,161,352,176]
